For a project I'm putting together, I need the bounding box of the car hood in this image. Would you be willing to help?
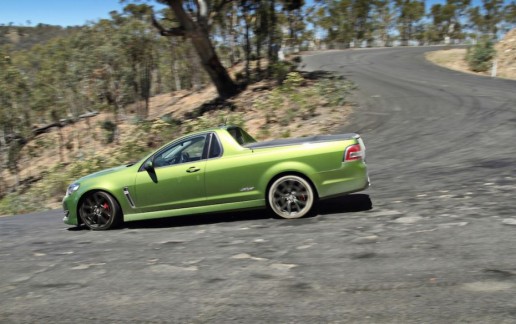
[77,165,129,182]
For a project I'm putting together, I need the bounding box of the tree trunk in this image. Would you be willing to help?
[230,1,239,66]
[170,38,182,91]
[160,0,238,98]
[244,11,251,83]
[57,127,64,164]
[173,60,181,91]
[267,0,278,76]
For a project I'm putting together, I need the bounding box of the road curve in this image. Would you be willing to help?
[2,47,516,323]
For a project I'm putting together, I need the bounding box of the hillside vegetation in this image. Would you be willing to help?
[0,70,355,215]
[0,24,80,50]
[426,29,516,80]
[2,0,516,215]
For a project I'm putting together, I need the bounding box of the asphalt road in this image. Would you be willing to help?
[2,47,516,323]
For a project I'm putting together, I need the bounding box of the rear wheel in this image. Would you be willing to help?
[79,191,122,230]
[268,175,315,219]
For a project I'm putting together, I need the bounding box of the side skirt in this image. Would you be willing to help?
[123,199,265,222]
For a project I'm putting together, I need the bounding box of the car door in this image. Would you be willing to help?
[204,134,262,205]
[133,134,208,213]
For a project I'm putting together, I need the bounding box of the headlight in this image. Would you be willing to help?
[66,183,80,197]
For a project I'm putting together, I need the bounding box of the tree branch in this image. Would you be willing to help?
[195,0,208,18]
[151,13,186,37]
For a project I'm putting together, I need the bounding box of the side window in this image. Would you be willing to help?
[227,127,256,146]
[208,134,222,158]
[153,135,207,168]
[228,128,244,145]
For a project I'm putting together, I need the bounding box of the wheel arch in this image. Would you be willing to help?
[265,171,319,203]
[76,189,124,225]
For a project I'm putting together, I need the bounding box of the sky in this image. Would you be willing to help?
[0,0,506,28]
[0,0,133,27]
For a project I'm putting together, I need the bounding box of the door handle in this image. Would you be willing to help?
[186,166,201,173]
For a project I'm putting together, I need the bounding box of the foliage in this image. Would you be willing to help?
[466,40,496,72]
[183,111,245,133]
[254,72,354,129]
[0,24,79,50]
[100,120,117,144]
[2,0,516,215]
[0,192,42,215]
[469,0,505,39]
[270,61,294,84]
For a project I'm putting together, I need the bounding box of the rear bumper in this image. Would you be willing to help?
[313,161,369,198]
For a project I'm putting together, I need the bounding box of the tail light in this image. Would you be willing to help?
[344,144,364,162]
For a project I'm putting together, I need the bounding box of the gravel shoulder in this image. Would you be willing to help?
[425,29,516,80]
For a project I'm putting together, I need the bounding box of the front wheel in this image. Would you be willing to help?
[79,191,122,230]
[268,175,315,219]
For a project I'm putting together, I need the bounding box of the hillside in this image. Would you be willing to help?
[494,29,516,79]
[0,70,355,214]
[425,29,516,80]
[0,24,80,50]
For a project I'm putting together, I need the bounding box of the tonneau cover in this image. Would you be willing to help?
[244,133,357,149]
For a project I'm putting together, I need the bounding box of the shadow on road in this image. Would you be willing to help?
[69,194,372,231]
[318,194,373,215]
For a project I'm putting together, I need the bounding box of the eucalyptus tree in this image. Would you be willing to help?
[0,51,30,187]
[469,0,505,39]
[118,4,157,118]
[372,0,395,47]
[429,0,470,43]
[506,1,516,29]
[351,0,373,46]
[394,0,425,46]
[305,4,326,49]
[318,0,354,48]
[152,0,239,98]
[313,0,387,48]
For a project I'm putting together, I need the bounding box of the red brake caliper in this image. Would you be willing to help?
[102,202,109,211]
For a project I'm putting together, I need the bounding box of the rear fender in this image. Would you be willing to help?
[259,161,319,194]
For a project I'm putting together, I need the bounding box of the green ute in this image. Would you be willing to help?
[62,126,369,230]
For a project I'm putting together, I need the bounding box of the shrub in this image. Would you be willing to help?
[100,120,117,144]
[466,41,496,72]
[270,61,293,84]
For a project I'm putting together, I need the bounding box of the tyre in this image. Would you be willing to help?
[268,175,315,219]
[79,191,122,230]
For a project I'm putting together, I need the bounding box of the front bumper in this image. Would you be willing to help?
[62,196,79,225]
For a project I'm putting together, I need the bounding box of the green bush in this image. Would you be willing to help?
[100,120,117,144]
[270,61,294,84]
[466,41,496,72]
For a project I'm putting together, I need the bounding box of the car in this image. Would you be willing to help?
[62,125,369,230]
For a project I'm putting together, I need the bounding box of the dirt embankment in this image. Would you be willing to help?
[494,29,516,79]
[425,29,516,80]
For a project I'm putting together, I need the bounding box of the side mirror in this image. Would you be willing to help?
[143,160,154,172]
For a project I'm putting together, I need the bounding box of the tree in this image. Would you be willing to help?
[319,0,354,49]
[351,0,373,46]
[469,0,504,40]
[373,0,395,47]
[152,0,239,98]
[504,1,516,29]
[118,5,156,119]
[0,52,30,188]
[428,1,470,44]
[395,0,425,46]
